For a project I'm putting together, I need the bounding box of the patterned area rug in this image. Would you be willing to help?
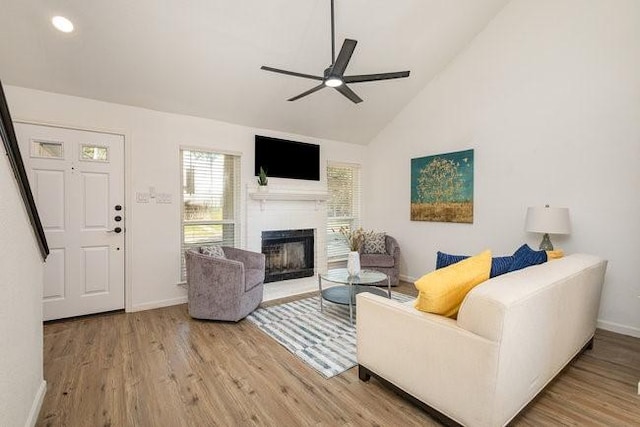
[246,291,414,378]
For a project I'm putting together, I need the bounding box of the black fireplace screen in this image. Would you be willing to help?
[261,229,314,283]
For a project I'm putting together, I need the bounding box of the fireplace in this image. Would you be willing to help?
[261,229,314,283]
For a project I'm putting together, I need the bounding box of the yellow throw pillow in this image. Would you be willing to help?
[414,250,492,318]
[546,249,564,260]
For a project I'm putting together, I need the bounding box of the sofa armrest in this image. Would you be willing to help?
[356,293,500,426]
[385,235,400,261]
[223,247,266,271]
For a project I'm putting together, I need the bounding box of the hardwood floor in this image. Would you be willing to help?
[38,282,640,426]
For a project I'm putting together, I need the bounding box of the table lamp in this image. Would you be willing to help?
[525,205,571,250]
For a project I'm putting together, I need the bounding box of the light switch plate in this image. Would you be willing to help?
[136,192,150,203]
[156,193,172,204]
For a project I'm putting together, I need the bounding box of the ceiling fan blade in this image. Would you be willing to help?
[335,84,362,104]
[261,66,323,81]
[331,39,357,77]
[344,71,410,83]
[287,83,326,101]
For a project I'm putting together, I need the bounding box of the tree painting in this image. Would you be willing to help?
[411,149,474,223]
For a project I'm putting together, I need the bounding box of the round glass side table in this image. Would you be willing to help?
[318,268,390,325]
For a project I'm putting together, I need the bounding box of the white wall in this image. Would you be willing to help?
[5,85,366,311]
[0,149,46,424]
[364,0,640,337]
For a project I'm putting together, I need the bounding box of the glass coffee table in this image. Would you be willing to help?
[318,268,391,325]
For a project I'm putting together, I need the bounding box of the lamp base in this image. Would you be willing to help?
[538,233,554,251]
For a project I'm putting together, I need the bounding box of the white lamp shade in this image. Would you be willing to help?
[525,206,571,235]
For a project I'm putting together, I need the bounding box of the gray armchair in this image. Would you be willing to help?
[359,235,401,286]
[185,246,265,322]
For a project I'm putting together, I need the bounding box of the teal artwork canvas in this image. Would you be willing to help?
[411,149,474,223]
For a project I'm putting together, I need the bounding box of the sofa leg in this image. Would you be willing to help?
[358,365,371,382]
[356,364,462,426]
[585,337,594,351]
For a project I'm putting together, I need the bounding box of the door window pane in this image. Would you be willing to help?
[80,145,109,162]
[32,140,64,159]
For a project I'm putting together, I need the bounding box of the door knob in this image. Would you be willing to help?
[108,227,122,234]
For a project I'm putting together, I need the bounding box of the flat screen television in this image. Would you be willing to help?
[255,135,320,181]
[0,80,49,259]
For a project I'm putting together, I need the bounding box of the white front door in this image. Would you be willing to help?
[15,123,125,321]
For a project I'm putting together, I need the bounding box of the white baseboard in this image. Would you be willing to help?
[597,319,640,338]
[25,380,46,427]
[130,296,187,312]
[400,273,418,284]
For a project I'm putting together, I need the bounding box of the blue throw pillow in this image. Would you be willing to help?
[436,251,515,278]
[436,252,468,269]
[490,255,516,277]
[507,244,547,273]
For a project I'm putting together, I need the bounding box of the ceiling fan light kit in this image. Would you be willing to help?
[261,0,410,104]
[325,77,342,88]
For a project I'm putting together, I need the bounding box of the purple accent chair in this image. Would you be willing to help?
[185,247,265,322]
[359,235,401,286]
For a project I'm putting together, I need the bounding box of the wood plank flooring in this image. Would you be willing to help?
[38,282,640,426]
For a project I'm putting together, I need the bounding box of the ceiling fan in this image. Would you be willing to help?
[261,0,410,104]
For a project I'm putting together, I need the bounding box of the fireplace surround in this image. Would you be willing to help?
[246,186,328,294]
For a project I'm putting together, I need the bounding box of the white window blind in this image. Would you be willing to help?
[326,162,361,261]
[180,148,240,280]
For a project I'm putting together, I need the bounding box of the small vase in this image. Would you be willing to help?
[257,185,268,193]
[347,251,361,277]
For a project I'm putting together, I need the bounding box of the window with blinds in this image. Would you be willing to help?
[326,162,361,262]
[180,148,240,280]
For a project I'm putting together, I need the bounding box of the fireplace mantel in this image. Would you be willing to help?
[248,189,328,211]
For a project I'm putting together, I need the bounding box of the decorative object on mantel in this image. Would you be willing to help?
[257,166,268,192]
[410,149,474,223]
[336,226,372,277]
[525,205,571,250]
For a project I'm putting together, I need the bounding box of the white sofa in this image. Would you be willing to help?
[356,253,607,427]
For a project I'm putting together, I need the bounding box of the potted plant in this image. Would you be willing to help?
[257,166,268,192]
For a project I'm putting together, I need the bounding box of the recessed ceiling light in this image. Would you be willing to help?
[52,16,74,33]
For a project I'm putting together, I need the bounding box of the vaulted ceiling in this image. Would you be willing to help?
[0,0,509,144]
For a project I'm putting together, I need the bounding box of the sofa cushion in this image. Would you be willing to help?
[414,250,492,318]
[363,232,387,254]
[436,251,515,278]
[507,244,547,272]
[360,253,395,268]
[200,245,226,258]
